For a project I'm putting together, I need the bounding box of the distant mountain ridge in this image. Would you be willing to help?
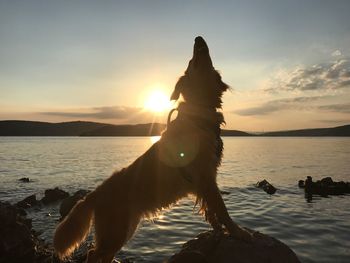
[0,120,349,136]
[261,125,350,136]
[0,120,107,136]
[0,120,165,136]
[81,123,166,136]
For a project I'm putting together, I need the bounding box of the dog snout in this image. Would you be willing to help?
[192,36,212,69]
[194,36,208,51]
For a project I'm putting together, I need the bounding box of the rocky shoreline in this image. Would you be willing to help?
[5,175,348,262]
[0,198,300,263]
[0,186,92,263]
[0,201,53,263]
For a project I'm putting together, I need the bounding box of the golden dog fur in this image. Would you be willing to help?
[54,36,251,263]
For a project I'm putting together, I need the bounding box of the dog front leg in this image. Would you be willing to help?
[204,183,252,242]
[205,207,222,232]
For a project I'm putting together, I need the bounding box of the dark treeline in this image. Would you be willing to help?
[0,120,349,136]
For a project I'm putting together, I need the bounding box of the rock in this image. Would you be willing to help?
[0,200,90,263]
[320,177,333,185]
[301,176,350,197]
[0,201,52,263]
[59,189,90,219]
[16,194,39,209]
[298,180,304,188]
[41,187,69,205]
[167,230,300,263]
[18,177,30,183]
[256,179,277,195]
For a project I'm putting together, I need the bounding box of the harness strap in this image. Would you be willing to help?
[167,108,178,127]
[167,108,194,184]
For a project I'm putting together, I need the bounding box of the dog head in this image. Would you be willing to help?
[171,36,229,109]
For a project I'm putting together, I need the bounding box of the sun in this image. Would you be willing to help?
[144,89,172,113]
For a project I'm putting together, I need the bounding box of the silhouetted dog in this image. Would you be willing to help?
[54,36,252,263]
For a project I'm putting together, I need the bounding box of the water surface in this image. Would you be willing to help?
[0,137,349,262]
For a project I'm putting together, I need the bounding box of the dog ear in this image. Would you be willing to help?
[220,80,229,91]
[171,76,186,101]
[216,73,230,91]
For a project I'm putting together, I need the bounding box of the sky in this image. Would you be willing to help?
[1,0,350,131]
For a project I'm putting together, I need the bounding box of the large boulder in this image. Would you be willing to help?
[167,230,300,263]
[59,189,90,219]
[0,201,52,263]
[41,187,69,205]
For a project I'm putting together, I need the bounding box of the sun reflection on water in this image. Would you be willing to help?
[150,136,161,144]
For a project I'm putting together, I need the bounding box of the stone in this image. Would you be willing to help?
[298,180,304,188]
[320,177,333,185]
[41,187,69,205]
[18,177,30,182]
[59,189,90,219]
[16,194,39,209]
[301,176,350,197]
[167,230,300,263]
[0,201,52,263]
[256,179,277,195]
[0,200,90,263]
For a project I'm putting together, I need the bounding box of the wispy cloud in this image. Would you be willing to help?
[233,95,350,117]
[266,58,350,93]
[318,103,350,113]
[41,106,143,119]
[233,96,323,116]
[317,119,350,124]
[39,106,169,124]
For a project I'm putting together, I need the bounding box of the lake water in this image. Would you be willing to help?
[0,137,349,262]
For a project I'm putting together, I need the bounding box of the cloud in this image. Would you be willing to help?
[266,58,350,93]
[318,103,350,113]
[41,106,143,119]
[233,96,350,117]
[331,50,342,57]
[39,105,172,124]
[233,96,322,116]
[317,119,350,125]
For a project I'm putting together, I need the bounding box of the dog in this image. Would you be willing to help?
[54,36,252,263]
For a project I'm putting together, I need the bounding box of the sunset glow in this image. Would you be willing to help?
[150,136,161,144]
[144,89,173,113]
[0,1,349,131]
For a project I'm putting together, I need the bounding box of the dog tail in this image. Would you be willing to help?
[53,192,96,260]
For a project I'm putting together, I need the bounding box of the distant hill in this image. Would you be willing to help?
[80,123,166,136]
[0,120,349,136]
[221,129,253,136]
[0,120,165,136]
[261,125,350,136]
[0,120,107,136]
